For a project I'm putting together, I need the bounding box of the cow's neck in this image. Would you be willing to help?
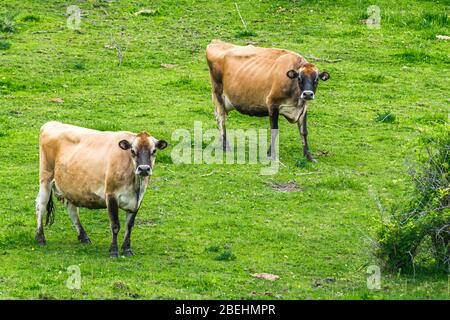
[133,175,149,212]
[297,99,307,108]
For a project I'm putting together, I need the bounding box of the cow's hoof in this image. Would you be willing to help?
[78,234,91,244]
[305,154,317,162]
[109,251,119,258]
[35,234,46,245]
[122,249,134,257]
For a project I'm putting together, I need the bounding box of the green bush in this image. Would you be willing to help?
[235,29,257,38]
[376,124,450,272]
[375,110,396,123]
[0,40,11,50]
[0,12,17,33]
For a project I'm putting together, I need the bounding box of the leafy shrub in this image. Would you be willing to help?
[394,50,432,63]
[20,14,40,22]
[214,250,236,261]
[74,62,85,70]
[0,40,11,50]
[419,13,449,28]
[376,125,450,271]
[235,29,257,38]
[0,12,17,33]
[375,111,396,123]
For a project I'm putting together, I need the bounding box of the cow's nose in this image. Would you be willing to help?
[301,90,315,100]
[136,165,152,176]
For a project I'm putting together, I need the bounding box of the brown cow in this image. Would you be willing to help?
[35,121,167,257]
[206,40,329,161]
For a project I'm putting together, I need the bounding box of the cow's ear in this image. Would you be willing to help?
[319,71,330,81]
[119,140,132,150]
[156,139,168,150]
[286,70,299,79]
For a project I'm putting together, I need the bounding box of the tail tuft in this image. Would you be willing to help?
[45,189,55,226]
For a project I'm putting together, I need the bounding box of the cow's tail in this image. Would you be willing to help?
[45,189,55,226]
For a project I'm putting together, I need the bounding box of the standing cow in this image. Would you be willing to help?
[35,122,168,257]
[206,40,330,161]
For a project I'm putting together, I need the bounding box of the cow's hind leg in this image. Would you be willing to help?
[121,211,137,256]
[67,202,91,244]
[35,176,53,245]
[107,195,120,258]
[212,82,231,152]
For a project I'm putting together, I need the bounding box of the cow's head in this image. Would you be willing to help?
[286,63,330,101]
[119,132,168,177]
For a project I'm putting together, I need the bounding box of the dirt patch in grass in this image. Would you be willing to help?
[136,219,156,226]
[315,150,333,157]
[267,181,302,193]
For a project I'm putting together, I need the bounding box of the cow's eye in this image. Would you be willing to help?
[131,150,137,157]
[152,149,156,155]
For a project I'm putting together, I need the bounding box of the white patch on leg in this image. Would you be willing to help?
[67,202,81,234]
[35,184,51,230]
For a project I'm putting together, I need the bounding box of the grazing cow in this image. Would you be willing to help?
[35,121,168,257]
[206,40,330,161]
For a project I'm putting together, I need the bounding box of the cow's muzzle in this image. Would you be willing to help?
[301,90,315,100]
[136,165,152,176]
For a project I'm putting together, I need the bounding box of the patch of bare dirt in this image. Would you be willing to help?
[315,149,333,157]
[252,273,280,281]
[160,63,177,69]
[267,181,302,193]
[136,219,156,226]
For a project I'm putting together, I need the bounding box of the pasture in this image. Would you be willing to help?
[0,0,449,299]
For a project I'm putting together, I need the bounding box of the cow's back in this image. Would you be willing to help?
[206,40,305,112]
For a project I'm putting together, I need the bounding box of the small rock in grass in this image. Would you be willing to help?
[134,9,159,17]
[160,63,177,69]
[252,273,280,281]
[49,98,64,104]
[436,35,450,40]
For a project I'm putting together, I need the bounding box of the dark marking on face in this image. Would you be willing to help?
[135,132,152,169]
[299,63,319,97]
[120,133,168,176]
[285,63,330,100]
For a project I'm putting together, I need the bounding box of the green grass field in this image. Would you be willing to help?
[0,0,449,299]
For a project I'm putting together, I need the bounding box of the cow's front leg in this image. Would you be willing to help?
[267,107,279,160]
[121,211,137,256]
[107,195,120,258]
[298,111,316,162]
